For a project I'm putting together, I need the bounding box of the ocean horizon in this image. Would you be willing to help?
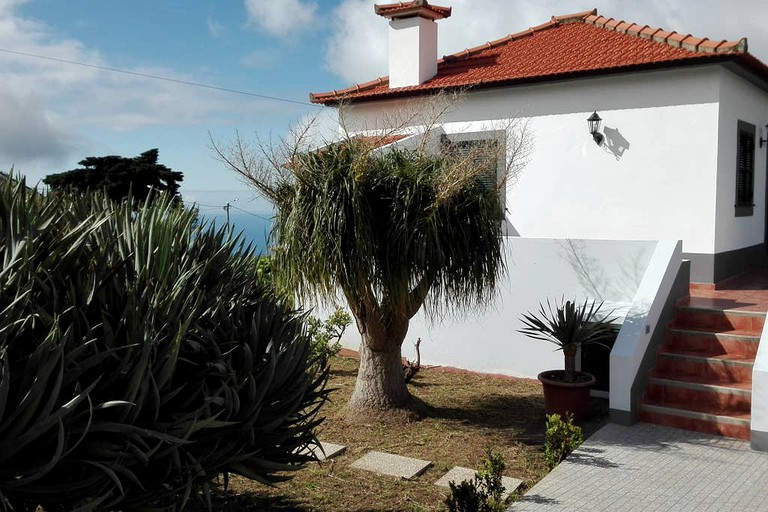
[201,211,273,254]
[185,189,273,253]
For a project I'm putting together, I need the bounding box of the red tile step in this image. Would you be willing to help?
[664,326,759,358]
[644,373,751,412]
[637,295,765,441]
[673,303,765,333]
[654,349,754,383]
[637,401,750,440]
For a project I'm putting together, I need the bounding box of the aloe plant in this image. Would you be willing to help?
[518,298,615,383]
[0,175,328,510]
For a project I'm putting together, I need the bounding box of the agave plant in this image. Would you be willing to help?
[0,175,328,510]
[518,298,615,383]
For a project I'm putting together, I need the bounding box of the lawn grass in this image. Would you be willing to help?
[195,354,607,511]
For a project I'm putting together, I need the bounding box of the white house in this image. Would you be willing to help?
[312,4,768,285]
[310,2,768,446]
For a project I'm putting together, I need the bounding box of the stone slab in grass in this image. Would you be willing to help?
[434,466,523,497]
[300,441,346,461]
[351,451,432,479]
[316,441,346,461]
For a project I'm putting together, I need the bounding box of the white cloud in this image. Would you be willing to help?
[0,0,27,14]
[0,89,75,166]
[323,0,387,83]
[244,0,318,39]
[241,48,277,69]
[207,16,225,38]
[0,2,294,176]
[323,0,768,85]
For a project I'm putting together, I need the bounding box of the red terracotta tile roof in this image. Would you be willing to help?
[311,9,768,105]
[356,134,411,148]
[375,1,452,21]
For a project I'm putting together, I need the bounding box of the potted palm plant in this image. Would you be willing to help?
[519,298,615,420]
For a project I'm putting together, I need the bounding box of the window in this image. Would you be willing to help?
[735,120,756,217]
[440,131,506,211]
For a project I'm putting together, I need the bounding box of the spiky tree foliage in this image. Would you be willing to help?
[215,129,513,412]
[0,176,328,510]
[43,148,184,204]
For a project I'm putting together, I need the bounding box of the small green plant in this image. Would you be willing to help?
[544,413,584,469]
[256,254,274,287]
[307,307,351,363]
[445,450,513,512]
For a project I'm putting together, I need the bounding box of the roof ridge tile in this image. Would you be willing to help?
[552,8,597,24]
[626,24,648,36]
[638,26,661,39]
[652,29,674,45]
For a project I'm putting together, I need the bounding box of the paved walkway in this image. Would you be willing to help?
[512,423,768,511]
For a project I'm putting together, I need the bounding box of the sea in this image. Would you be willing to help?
[185,190,273,254]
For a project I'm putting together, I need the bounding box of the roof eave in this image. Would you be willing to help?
[721,54,768,94]
[312,56,763,106]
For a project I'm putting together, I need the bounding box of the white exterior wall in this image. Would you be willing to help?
[715,69,768,253]
[336,238,657,378]
[347,67,724,255]
[388,17,438,88]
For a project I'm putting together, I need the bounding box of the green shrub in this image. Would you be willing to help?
[544,413,584,469]
[444,450,513,512]
[307,308,351,363]
[0,176,328,510]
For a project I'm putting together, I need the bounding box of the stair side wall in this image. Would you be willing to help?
[751,315,768,451]
[610,259,690,425]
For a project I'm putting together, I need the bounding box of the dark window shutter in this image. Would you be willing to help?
[445,138,499,192]
[736,128,755,207]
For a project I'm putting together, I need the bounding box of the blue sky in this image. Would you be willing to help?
[2,0,767,216]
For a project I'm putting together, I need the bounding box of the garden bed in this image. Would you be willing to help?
[194,355,608,511]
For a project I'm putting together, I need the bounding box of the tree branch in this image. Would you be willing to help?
[407,272,436,319]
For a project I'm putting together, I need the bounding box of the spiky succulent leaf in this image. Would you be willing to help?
[0,174,328,510]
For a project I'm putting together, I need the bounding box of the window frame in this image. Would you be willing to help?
[735,120,756,217]
[440,130,507,214]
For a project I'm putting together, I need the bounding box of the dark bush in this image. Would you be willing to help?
[0,176,328,510]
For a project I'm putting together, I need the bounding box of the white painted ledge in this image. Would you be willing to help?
[751,315,768,451]
[610,240,682,415]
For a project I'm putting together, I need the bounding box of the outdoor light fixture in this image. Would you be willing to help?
[587,111,604,146]
[761,124,768,148]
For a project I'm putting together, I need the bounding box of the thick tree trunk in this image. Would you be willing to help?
[348,336,410,410]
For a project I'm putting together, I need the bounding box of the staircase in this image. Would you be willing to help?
[637,293,764,440]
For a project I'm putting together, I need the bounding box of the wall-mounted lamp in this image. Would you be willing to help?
[587,111,604,145]
[760,124,768,148]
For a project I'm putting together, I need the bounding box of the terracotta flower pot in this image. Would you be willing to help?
[538,370,596,421]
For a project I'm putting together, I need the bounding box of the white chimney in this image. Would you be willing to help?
[374,1,452,89]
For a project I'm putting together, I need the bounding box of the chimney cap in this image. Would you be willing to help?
[374,0,452,21]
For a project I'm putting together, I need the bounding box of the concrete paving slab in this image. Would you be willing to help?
[315,441,347,461]
[511,422,768,511]
[435,466,523,497]
[351,451,432,479]
[300,441,346,461]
